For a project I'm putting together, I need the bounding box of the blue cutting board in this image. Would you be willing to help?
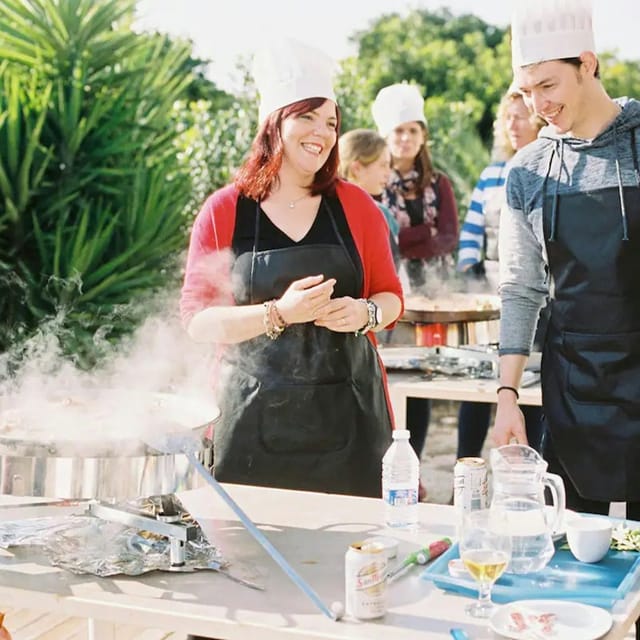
[421,542,640,609]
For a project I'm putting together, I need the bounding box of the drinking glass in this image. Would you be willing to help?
[459,509,512,618]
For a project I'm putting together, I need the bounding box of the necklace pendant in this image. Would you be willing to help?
[288,202,295,208]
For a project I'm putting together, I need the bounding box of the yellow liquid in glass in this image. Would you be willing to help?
[461,549,508,583]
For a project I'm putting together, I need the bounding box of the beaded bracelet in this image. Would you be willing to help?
[263,300,285,340]
[496,385,520,400]
[272,301,288,328]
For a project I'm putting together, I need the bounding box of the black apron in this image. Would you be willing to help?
[213,196,393,497]
[541,140,640,501]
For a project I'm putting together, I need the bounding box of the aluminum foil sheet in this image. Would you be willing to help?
[0,495,248,581]
[55,517,222,576]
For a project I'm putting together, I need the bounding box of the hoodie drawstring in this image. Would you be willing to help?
[544,120,638,243]
[631,127,640,188]
[613,125,630,241]
[544,140,563,242]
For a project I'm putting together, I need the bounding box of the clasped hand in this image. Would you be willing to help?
[276,275,368,333]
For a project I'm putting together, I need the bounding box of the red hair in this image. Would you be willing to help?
[235,97,341,201]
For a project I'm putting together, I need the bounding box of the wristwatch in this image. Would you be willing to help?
[355,299,382,335]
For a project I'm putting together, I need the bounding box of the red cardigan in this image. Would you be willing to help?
[180,179,404,325]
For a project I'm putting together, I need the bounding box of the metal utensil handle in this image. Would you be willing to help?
[185,453,339,621]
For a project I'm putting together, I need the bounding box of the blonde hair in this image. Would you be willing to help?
[338,129,388,180]
[492,89,546,161]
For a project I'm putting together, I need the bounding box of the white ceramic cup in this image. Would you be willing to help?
[566,516,612,563]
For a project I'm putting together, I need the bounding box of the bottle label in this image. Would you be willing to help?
[384,488,418,506]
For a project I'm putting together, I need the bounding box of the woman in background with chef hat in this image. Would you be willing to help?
[372,83,459,291]
[180,39,403,503]
[372,83,459,496]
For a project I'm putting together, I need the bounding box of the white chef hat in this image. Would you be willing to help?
[371,83,427,138]
[506,80,522,96]
[252,38,337,124]
[511,0,596,69]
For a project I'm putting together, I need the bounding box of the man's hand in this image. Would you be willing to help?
[492,397,528,447]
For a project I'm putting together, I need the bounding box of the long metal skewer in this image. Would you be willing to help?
[182,448,342,621]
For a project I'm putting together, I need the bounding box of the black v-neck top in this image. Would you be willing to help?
[232,195,359,268]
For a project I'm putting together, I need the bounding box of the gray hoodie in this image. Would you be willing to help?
[498,97,640,355]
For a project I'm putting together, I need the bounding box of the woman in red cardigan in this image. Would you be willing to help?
[180,38,403,499]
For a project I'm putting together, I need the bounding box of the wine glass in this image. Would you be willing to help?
[459,509,512,618]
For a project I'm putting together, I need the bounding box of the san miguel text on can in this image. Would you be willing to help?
[454,457,489,516]
[345,540,387,619]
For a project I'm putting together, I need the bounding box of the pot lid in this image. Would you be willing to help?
[401,293,501,323]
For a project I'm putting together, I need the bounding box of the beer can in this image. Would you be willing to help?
[453,457,489,518]
[345,540,387,619]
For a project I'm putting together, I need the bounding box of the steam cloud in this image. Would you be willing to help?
[0,261,230,453]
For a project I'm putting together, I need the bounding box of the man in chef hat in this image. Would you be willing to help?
[494,0,640,582]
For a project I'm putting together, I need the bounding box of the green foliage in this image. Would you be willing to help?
[333,8,510,217]
[600,53,640,99]
[0,0,196,366]
[424,97,490,215]
[348,8,511,142]
[171,57,258,217]
[174,97,256,217]
[3,2,640,368]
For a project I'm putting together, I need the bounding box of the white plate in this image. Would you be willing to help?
[490,599,612,640]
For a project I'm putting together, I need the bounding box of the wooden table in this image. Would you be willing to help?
[387,373,542,431]
[0,485,638,639]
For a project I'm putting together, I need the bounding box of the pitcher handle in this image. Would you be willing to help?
[543,472,566,535]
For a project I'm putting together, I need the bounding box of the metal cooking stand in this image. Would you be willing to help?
[87,498,198,569]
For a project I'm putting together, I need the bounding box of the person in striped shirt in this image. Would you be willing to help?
[457,85,545,289]
[455,85,545,460]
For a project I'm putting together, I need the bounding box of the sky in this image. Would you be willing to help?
[134,0,640,93]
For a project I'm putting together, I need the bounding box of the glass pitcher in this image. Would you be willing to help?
[490,444,566,574]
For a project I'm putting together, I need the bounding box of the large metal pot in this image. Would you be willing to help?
[395,293,500,346]
[0,389,220,500]
[401,293,501,323]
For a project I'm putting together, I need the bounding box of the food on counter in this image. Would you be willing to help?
[611,524,640,551]
[509,610,557,636]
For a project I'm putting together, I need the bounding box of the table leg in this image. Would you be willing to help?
[88,618,117,640]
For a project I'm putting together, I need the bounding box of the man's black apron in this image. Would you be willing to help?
[213,196,393,497]
[541,138,640,501]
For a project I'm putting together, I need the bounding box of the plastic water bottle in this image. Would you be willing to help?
[382,429,420,528]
